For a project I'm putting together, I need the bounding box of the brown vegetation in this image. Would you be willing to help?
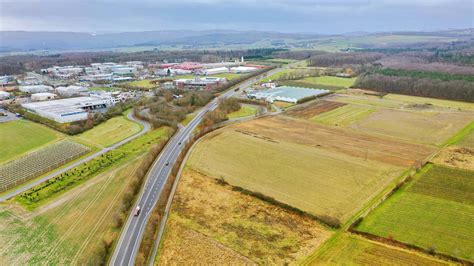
[235,116,435,167]
[286,100,347,118]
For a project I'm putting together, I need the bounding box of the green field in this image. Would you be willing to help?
[356,165,474,261]
[311,104,375,127]
[0,120,61,164]
[227,106,257,119]
[77,113,141,147]
[351,108,473,146]
[16,127,171,209]
[0,155,146,265]
[301,76,356,88]
[304,233,448,265]
[123,79,157,89]
[189,129,403,223]
[384,94,474,111]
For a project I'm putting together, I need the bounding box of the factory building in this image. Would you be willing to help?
[0,91,11,100]
[56,85,88,97]
[31,92,57,101]
[22,96,116,123]
[230,66,258,74]
[173,77,226,90]
[200,67,229,75]
[19,85,54,93]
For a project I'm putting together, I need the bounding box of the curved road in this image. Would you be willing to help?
[0,111,151,202]
[110,65,290,266]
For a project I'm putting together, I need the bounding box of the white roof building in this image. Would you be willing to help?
[31,92,57,101]
[19,85,54,93]
[56,85,88,97]
[0,91,10,100]
[22,96,116,123]
[230,66,258,74]
[202,67,229,75]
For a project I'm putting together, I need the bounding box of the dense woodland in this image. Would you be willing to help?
[355,74,474,102]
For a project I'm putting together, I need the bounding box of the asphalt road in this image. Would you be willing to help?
[110,66,287,266]
[0,111,151,202]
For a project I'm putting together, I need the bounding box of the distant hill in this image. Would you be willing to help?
[0,30,322,53]
[0,29,471,53]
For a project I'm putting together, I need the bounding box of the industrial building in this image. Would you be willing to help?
[0,91,10,100]
[173,77,227,90]
[230,66,258,73]
[200,67,229,75]
[22,96,117,123]
[19,85,54,93]
[247,86,329,103]
[31,92,57,101]
[56,85,88,97]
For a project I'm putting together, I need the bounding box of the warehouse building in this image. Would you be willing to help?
[56,85,88,97]
[200,67,229,75]
[247,86,329,103]
[230,66,258,73]
[31,92,57,101]
[0,91,10,100]
[22,96,116,123]
[19,85,54,93]
[173,77,227,90]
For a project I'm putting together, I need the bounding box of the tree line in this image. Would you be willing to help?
[308,52,383,67]
[355,74,474,102]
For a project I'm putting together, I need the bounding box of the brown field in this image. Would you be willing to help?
[286,100,347,119]
[157,219,255,265]
[236,116,435,167]
[350,109,473,146]
[432,147,474,170]
[157,169,332,265]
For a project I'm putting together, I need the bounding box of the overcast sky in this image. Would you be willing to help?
[0,0,472,33]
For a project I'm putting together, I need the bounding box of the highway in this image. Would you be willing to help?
[0,111,151,202]
[110,66,286,266]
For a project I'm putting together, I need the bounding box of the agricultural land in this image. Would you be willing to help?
[355,164,474,261]
[0,155,147,265]
[227,105,257,119]
[77,111,142,147]
[157,168,332,265]
[305,233,449,265]
[0,120,62,164]
[187,114,433,223]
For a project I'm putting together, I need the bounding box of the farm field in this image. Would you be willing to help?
[157,168,331,265]
[188,127,405,223]
[350,108,473,146]
[0,120,61,164]
[77,112,141,147]
[383,93,474,111]
[123,79,157,89]
[355,165,474,261]
[305,233,449,265]
[433,147,474,170]
[286,100,346,119]
[0,156,146,265]
[300,76,356,88]
[227,106,256,119]
[237,116,434,167]
[0,140,91,193]
[16,127,172,209]
[311,104,375,127]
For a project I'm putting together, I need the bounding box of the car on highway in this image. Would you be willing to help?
[134,206,141,216]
